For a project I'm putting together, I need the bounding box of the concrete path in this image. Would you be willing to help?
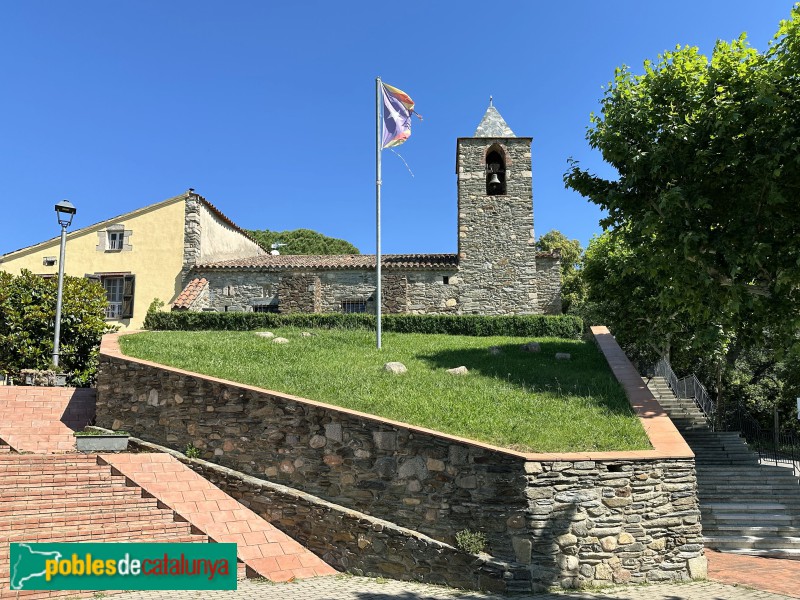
[109,576,794,600]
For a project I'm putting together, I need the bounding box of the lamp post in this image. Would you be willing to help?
[52,200,76,368]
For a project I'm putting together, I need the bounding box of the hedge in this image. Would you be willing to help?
[144,311,583,339]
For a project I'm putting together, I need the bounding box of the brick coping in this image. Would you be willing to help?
[100,326,692,461]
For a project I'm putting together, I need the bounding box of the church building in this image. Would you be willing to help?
[175,104,562,316]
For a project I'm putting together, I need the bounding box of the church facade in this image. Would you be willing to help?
[174,105,562,316]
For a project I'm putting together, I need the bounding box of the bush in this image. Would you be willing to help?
[0,270,112,385]
[454,529,488,554]
[144,311,583,338]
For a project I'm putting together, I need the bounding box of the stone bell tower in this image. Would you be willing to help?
[455,101,538,314]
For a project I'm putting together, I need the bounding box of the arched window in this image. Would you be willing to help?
[485,148,506,195]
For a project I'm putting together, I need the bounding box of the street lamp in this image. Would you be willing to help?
[52,200,76,368]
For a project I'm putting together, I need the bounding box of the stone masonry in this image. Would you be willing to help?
[456,136,538,314]
[96,328,703,591]
[175,105,562,316]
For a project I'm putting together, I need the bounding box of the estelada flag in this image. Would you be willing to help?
[381,83,417,149]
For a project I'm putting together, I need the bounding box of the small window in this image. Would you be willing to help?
[253,304,280,314]
[108,231,124,251]
[96,226,131,253]
[342,299,367,314]
[442,276,450,285]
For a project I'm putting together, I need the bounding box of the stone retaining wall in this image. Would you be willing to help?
[95,327,705,591]
[126,437,526,593]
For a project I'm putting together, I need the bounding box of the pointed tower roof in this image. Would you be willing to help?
[473,99,515,137]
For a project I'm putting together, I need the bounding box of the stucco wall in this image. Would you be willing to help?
[0,197,187,329]
[198,203,265,263]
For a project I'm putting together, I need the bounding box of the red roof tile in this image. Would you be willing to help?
[173,278,208,309]
[194,254,460,271]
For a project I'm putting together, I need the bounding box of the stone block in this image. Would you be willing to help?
[372,431,397,451]
[324,423,343,442]
[512,537,532,564]
[687,556,707,579]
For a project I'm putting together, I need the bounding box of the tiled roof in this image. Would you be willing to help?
[172,278,208,309]
[194,254,459,271]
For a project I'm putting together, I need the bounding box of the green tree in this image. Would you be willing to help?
[247,228,359,255]
[565,7,800,404]
[0,270,111,385]
[536,230,585,314]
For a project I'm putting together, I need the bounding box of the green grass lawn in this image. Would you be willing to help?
[119,329,651,453]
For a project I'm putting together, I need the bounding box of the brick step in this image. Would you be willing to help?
[0,458,105,470]
[0,507,181,531]
[0,473,127,488]
[0,464,108,477]
[0,487,160,519]
[2,521,200,544]
[0,486,147,512]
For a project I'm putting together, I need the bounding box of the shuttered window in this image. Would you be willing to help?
[97,273,135,320]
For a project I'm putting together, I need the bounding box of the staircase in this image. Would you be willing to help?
[648,376,800,559]
[0,453,211,599]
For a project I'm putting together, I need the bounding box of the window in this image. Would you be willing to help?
[100,274,135,319]
[107,231,124,251]
[342,299,367,313]
[253,304,280,313]
[96,225,131,252]
[442,276,450,285]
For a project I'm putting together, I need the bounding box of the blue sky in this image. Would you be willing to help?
[0,1,795,256]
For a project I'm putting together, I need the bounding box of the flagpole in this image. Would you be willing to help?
[375,77,382,350]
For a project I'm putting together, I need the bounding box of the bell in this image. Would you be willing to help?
[488,173,501,185]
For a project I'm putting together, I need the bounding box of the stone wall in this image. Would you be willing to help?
[279,274,321,313]
[193,268,458,314]
[534,254,562,315]
[456,138,539,315]
[128,438,527,593]
[96,328,704,591]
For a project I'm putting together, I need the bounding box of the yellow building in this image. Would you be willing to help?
[0,190,265,329]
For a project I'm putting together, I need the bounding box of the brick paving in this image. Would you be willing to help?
[100,452,336,582]
[0,387,95,453]
[108,576,795,600]
[707,549,800,598]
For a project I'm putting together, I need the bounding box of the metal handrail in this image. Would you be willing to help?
[654,358,716,430]
[653,356,800,480]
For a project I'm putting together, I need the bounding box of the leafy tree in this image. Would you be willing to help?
[566,9,800,350]
[536,230,585,314]
[565,7,800,408]
[247,228,359,255]
[0,270,112,385]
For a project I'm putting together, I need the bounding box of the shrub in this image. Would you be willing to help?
[454,529,488,554]
[144,311,583,338]
[0,270,112,385]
